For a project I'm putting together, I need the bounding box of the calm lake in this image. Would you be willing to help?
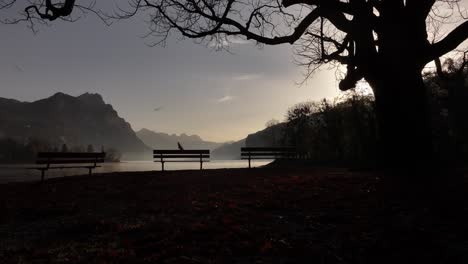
[0,159,273,184]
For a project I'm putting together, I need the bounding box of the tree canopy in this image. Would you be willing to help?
[3,0,467,91]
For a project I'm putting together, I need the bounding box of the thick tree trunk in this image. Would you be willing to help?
[368,67,433,174]
[369,6,437,174]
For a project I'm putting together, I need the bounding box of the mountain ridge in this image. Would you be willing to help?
[136,128,223,151]
[0,92,287,161]
[0,92,149,159]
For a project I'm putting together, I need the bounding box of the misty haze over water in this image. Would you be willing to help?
[0,160,272,184]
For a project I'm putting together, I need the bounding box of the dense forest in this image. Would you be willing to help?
[282,89,377,167]
[280,57,468,167]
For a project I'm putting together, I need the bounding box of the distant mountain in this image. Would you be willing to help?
[211,123,286,159]
[136,128,223,150]
[0,92,150,159]
[211,139,246,159]
[245,122,286,147]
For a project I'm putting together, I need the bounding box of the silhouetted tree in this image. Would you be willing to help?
[285,101,316,156]
[70,145,85,152]
[0,0,104,31]
[0,137,54,163]
[61,143,68,153]
[265,119,279,128]
[284,93,377,166]
[105,148,121,162]
[425,54,468,165]
[0,138,22,162]
[5,1,468,171]
[87,144,94,153]
[114,0,467,171]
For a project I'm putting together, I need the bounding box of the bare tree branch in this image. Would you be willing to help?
[428,20,468,61]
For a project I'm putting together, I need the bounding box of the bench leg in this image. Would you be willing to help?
[88,168,92,176]
[161,162,165,172]
[248,157,251,169]
[41,169,45,182]
[199,154,203,170]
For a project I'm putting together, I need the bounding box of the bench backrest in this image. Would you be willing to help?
[36,152,106,165]
[241,147,297,159]
[153,150,210,160]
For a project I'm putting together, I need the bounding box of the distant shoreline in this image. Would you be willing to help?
[0,160,273,184]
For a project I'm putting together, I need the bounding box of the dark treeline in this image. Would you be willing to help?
[426,57,468,166]
[0,139,121,163]
[282,57,468,167]
[283,90,377,167]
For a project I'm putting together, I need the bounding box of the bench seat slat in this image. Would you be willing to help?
[241,157,295,160]
[37,152,105,159]
[37,159,105,164]
[153,155,209,159]
[28,165,102,169]
[154,160,210,163]
[241,152,295,156]
[241,147,296,152]
[153,150,209,154]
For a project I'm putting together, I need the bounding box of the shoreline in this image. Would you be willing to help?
[0,160,273,185]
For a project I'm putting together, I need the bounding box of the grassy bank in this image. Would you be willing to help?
[1,168,468,263]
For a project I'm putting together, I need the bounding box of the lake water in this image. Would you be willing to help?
[0,160,273,184]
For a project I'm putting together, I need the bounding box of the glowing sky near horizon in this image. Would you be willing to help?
[0,1,467,142]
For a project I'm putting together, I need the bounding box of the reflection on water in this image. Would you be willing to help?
[0,160,273,184]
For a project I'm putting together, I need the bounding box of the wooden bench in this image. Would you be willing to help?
[29,152,106,181]
[153,150,210,171]
[241,147,297,168]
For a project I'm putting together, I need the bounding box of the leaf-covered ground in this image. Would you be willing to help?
[1,167,468,263]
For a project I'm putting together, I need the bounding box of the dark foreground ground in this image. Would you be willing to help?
[1,167,468,263]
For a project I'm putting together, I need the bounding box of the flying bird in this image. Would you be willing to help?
[14,64,24,72]
[177,142,184,150]
[154,106,164,112]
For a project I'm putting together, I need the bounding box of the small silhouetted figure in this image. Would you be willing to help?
[177,142,184,150]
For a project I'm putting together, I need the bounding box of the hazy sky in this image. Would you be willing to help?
[0,2,466,142]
